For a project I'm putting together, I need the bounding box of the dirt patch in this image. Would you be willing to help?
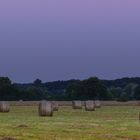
[1,137,16,140]
[116,136,140,140]
[17,124,28,128]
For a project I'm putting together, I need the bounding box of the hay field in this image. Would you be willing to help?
[0,106,140,140]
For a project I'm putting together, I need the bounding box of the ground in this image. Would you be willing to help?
[0,106,140,140]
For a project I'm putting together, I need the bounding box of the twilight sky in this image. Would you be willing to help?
[0,0,140,83]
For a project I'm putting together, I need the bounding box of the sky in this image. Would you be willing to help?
[0,0,140,83]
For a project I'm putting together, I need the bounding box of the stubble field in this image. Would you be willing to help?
[0,106,140,140]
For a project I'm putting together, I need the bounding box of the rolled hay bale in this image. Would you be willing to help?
[38,101,53,117]
[19,99,23,102]
[72,101,82,109]
[0,101,10,112]
[95,100,101,108]
[52,101,59,111]
[85,100,95,111]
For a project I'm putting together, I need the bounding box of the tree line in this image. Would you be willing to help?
[0,76,140,101]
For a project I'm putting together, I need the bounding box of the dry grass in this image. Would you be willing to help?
[0,102,10,113]
[72,101,82,109]
[52,101,59,111]
[0,106,140,140]
[85,100,95,111]
[8,101,140,106]
[38,101,53,117]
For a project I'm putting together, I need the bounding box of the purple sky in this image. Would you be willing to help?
[0,0,140,83]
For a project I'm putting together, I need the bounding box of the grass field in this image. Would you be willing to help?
[0,106,140,140]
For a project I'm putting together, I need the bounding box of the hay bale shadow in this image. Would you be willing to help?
[1,137,16,140]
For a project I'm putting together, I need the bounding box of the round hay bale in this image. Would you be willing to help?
[85,100,95,111]
[95,100,101,108]
[52,101,59,111]
[38,101,53,117]
[19,99,23,102]
[72,101,82,109]
[0,101,10,113]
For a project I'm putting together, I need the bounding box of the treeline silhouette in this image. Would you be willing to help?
[0,76,140,101]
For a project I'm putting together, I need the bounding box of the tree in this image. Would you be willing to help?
[33,79,42,86]
[134,85,140,100]
[0,77,12,88]
[0,77,18,100]
[123,83,138,100]
[66,81,83,100]
[66,77,108,100]
[108,87,123,100]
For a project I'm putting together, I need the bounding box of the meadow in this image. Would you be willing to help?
[0,105,140,140]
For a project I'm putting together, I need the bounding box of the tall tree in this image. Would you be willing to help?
[66,77,108,100]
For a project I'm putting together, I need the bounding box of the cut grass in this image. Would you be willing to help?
[0,106,140,140]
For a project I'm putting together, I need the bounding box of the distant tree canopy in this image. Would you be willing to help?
[0,76,140,101]
[134,85,140,100]
[33,79,42,86]
[0,77,18,100]
[103,77,140,88]
[0,77,11,85]
[66,77,109,100]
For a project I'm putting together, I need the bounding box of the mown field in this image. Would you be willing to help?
[0,106,140,140]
